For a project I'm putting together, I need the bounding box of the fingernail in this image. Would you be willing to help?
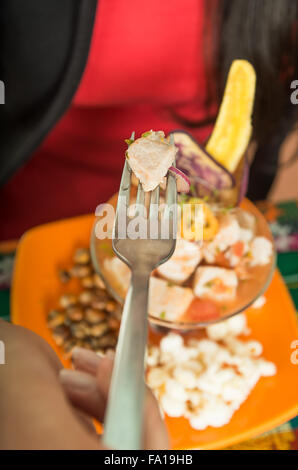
[72,347,101,374]
[106,349,115,360]
[59,369,96,391]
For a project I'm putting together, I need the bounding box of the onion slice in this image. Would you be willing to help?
[169,166,191,193]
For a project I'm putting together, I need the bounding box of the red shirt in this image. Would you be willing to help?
[1,0,215,240]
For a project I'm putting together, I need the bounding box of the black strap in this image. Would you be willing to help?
[0,0,98,186]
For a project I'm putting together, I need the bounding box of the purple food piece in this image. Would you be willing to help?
[170,130,235,200]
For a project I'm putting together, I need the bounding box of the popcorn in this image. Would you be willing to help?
[146,345,160,367]
[146,315,276,431]
[173,367,197,389]
[184,359,204,374]
[251,295,266,309]
[213,367,238,384]
[196,339,221,357]
[165,378,188,402]
[187,390,203,407]
[160,394,186,418]
[245,340,263,357]
[188,396,233,430]
[256,359,277,377]
[220,377,250,402]
[237,357,258,376]
[160,332,184,354]
[206,313,247,340]
[147,367,168,388]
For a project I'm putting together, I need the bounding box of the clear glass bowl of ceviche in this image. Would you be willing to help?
[90,187,276,330]
[91,62,277,330]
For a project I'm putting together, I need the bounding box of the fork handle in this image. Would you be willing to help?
[103,271,150,450]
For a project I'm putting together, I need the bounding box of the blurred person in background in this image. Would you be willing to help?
[0,0,297,240]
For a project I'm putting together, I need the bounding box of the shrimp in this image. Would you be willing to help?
[193,266,238,302]
[157,238,202,284]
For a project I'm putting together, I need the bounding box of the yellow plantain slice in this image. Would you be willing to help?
[206,60,256,173]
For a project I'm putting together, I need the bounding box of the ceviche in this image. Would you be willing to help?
[102,197,274,324]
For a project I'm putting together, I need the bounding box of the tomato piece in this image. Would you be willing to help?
[232,241,245,258]
[184,298,221,322]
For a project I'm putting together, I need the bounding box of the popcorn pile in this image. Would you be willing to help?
[146,314,276,430]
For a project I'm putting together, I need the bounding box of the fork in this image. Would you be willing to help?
[103,160,177,450]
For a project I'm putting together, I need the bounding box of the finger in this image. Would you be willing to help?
[60,351,115,423]
[95,350,115,399]
[75,410,97,434]
[69,350,169,449]
[59,369,106,422]
[143,388,170,450]
[95,354,169,450]
[72,347,102,375]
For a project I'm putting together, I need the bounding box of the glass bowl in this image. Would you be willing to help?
[90,193,276,330]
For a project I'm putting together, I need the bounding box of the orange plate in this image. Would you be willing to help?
[11,214,298,450]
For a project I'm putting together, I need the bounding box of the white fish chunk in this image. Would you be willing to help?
[127,130,176,192]
[157,238,202,284]
[149,277,194,321]
[193,266,238,302]
[214,213,241,250]
[239,227,253,243]
[203,213,241,263]
[103,257,131,293]
[249,236,273,266]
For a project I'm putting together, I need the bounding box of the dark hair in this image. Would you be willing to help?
[205,0,298,142]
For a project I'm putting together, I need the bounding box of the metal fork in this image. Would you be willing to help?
[103,160,177,450]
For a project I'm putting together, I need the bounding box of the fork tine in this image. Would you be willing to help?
[136,182,145,206]
[149,186,159,221]
[149,186,160,239]
[166,144,177,208]
[150,186,160,213]
[135,182,145,217]
[114,160,131,238]
[164,173,177,239]
[165,172,177,207]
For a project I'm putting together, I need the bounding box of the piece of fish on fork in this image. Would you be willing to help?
[103,160,177,450]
